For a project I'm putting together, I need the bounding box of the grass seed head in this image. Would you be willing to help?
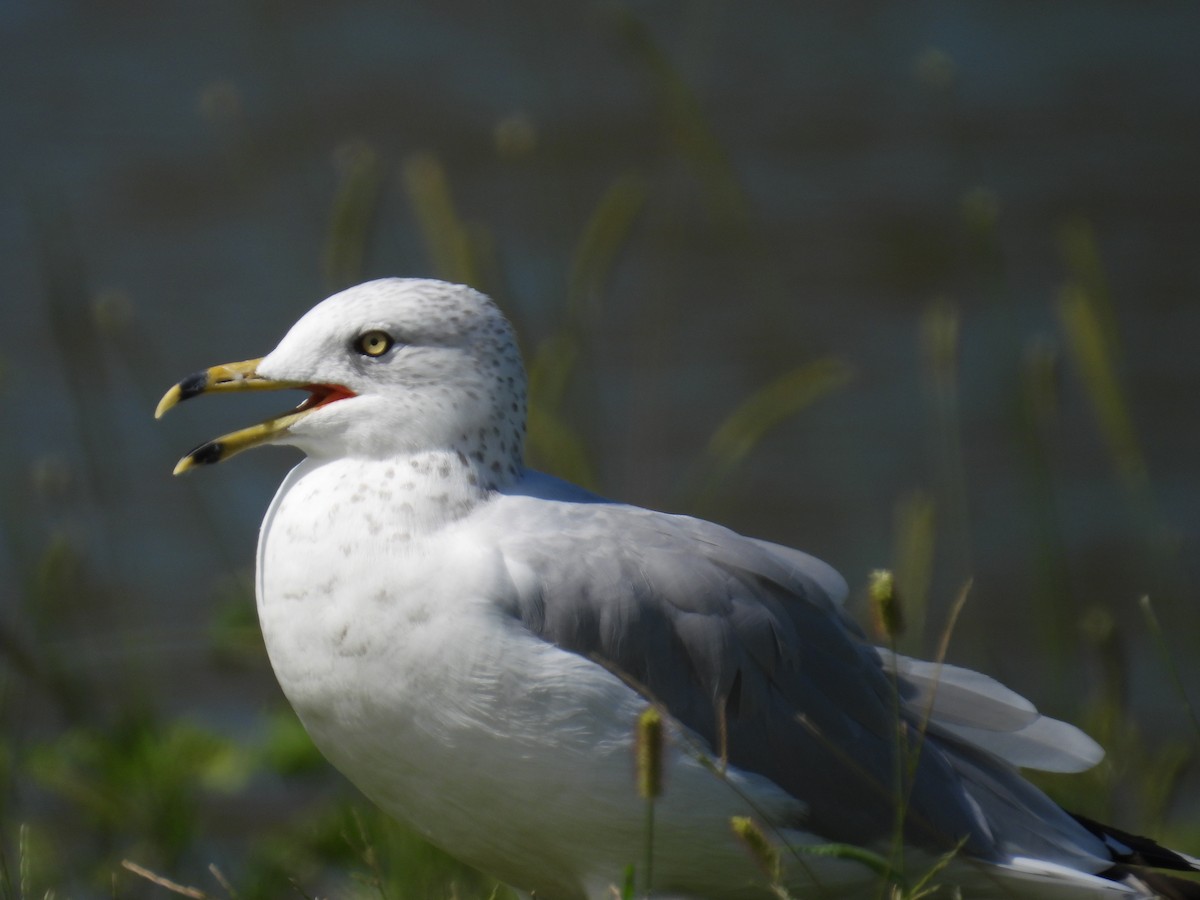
[869,568,905,640]
[730,816,779,881]
[636,706,664,799]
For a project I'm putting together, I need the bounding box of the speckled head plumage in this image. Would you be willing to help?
[158,278,528,485]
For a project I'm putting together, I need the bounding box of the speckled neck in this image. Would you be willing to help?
[455,308,527,489]
[399,448,496,511]
[264,453,493,560]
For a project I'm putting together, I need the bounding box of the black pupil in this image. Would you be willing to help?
[364,333,388,354]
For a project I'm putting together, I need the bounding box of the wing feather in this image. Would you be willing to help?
[487,494,990,854]
[483,485,1107,867]
[881,651,1104,773]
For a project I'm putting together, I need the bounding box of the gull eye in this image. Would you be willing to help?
[354,330,394,358]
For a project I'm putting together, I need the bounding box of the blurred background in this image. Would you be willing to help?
[2,2,1197,896]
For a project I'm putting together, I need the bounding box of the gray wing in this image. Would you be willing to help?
[486,481,1110,867]
[485,487,997,856]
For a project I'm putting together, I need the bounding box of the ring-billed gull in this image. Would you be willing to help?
[157,278,1199,899]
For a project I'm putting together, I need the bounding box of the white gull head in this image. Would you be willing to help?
[258,278,526,483]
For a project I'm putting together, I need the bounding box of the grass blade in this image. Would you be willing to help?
[1138,596,1200,743]
[401,153,483,286]
[323,140,381,292]
[690,358,852,508]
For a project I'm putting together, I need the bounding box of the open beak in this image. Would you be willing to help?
[155,358,355,474]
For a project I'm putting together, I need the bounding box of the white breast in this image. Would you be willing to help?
[252,456,832,899]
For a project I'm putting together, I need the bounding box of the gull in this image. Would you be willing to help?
[157,278,1199,899]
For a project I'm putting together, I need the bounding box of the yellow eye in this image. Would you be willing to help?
[355,330,393,357]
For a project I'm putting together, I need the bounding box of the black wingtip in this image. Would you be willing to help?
[1106,868,1200,900]
[1072,812,1200,874]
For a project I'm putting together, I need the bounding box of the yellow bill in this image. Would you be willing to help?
[156,358,355,474]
